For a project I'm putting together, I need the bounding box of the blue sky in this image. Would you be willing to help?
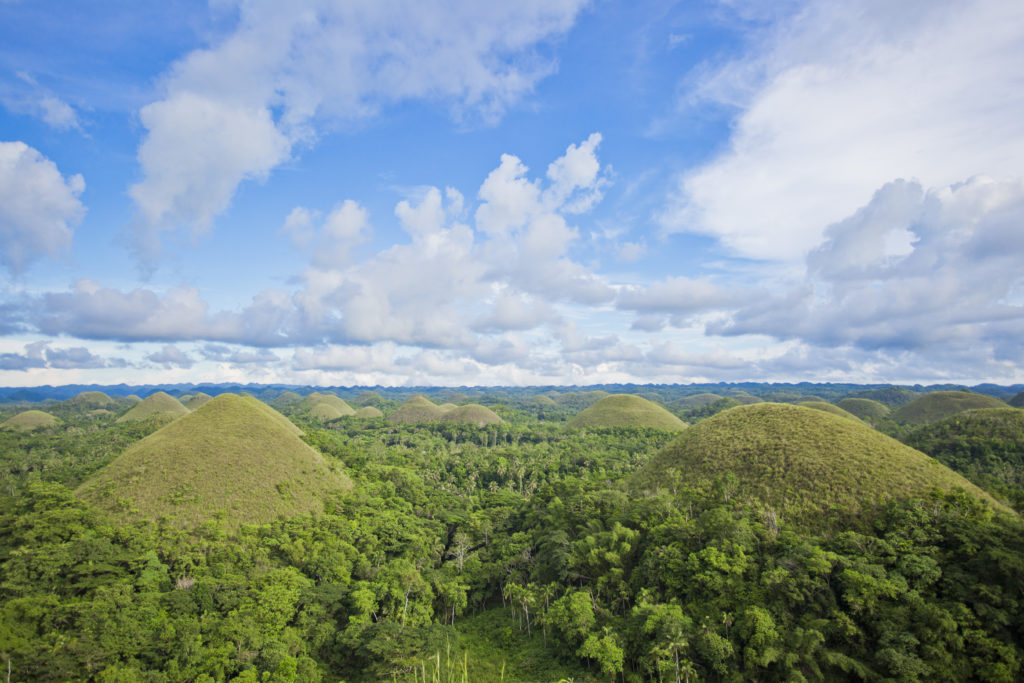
[1,0,1023,387]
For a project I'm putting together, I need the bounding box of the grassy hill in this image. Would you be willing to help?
[904,408,1024,510]
[300,392,356,416]
[673,393,724,408]
[116,391,190,424]
[634,403,1004,530]
[568,394,686,430]
[442,404,503,426]
[799,401,862,421]
[184,392,212,410]
[310,402,345,421]
[845,387,920,407]
[836,397,891,423]
[892,391,1006,425]
[387,396,447,424]
[273,391,303,408]
[1,410,61,431]
[65,391,115,409]
[76,394,351,529]
[354,406,384,418]
[1008,391,1024,408]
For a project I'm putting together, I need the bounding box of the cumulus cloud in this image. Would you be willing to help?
[146,344,196,369]
[663,0,1024,261]
[714,176,1024,364]
[129,0,588,256]
[0,341,125,371]
[0,141,85,273]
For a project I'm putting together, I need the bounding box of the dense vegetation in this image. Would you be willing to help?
[1,384,1023,681]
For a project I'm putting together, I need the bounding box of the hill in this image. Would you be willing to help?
[273,391,303,408]
[184,392,212,410]
[892,391,1006,425]
[836,397,891,423]
[634,403,1004,529]
[799,401,862,421]
[387,396,447,424]
[442,404,503,426]
[1008,391,1024,408]
[116,392,190,424]
[844,387,920,407]
[65,391,115,409]
[354,406,384,418]
[300,392,355,416]
[1,410,61,431]
[568,394,686,430]
[76,394,351,529]
[904,408,1024,510]
[673,393,724,408]
[310,402,345,421]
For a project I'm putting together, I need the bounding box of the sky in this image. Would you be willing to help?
[1,0,1023,388]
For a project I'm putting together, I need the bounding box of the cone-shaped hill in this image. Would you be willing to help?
[355,406,384,418]
[904,408,1024,501]
[836,398,891,423]
[442,404,502,426]
[184,392,212,410]
[116,391,190,424]
[66,391,115,409]
[633,403,1005,529]
[76,394,351,529]
[568,394,686,430]
[2,410,61,431]
[386,396,504,425]
[892,391,1006,425]
[300,393,355,416]
[310,402,345,421]
[387,396,447,424]
[798,401,862,421]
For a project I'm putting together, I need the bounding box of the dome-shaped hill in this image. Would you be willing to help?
[568,394,686,430]
[355,406,384,419]
[273,391,303,408]
[836,398,891,423]
[310,402,345,421]
[633,404,1004,529]
[530,395,558,407]
[799,401,862,421]
[892,391,1006,425]
[846,387,919,407]
[904,408,1024,505]
[1008,392,1024,408]
[441,404,503,426]
[123,395,142,405]
[674,393,724,408]
[300,393,355,416]
[76,394,350,529]
[116,392,190,424]
[387,396,446,424]
[184,392,212,410]
[66,391,114,409]
[2,410,61,431]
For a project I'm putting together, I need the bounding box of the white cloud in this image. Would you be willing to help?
[0,141,85,273]
[129,0,588,255]
[664,0,1024,261]
[147,344,196,369]
[715,176,1024,363]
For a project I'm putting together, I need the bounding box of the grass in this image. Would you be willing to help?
[633,403,1007,530]
[355,406,384,418]
[310,402,345,420]
[116,391,190,424]
[673,393,724,408]
[892,391,1006,425]
[799,401,862,421]
[76,393,351,529]
[568,394,686,430]
[387,397,504,426]
[836,397,891,422]
[301,392,356,416]
[1,409,61,431]
[845,387,920,407]
[65,391,114,408]
[184,392,212,409]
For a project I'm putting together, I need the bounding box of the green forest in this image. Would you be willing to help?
[2,384,1024,681]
